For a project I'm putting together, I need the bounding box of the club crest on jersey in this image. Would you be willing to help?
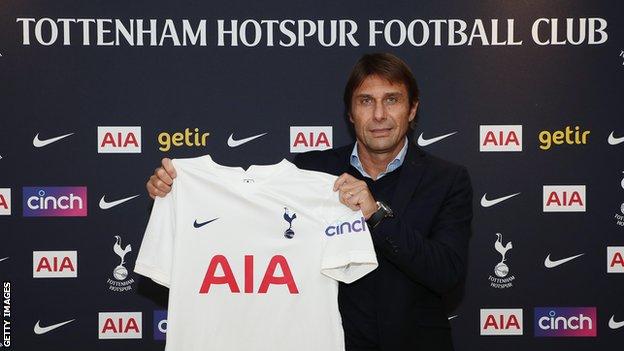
[107,235,135,292]
[283,207,297,239]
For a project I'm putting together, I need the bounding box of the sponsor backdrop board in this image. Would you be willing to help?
[0,0,622,350]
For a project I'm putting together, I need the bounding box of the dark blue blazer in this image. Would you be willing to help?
[293,138,473,351]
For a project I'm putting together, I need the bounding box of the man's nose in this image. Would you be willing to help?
[373,100,386,121]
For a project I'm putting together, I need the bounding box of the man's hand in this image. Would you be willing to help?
[333,173,378,219]
[146,158,177,199]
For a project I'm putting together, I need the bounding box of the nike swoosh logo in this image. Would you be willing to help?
[481,192,521,208]
[448,315,458,320]
[33,133,74,148]
[608,131,624,145]
[544,253,584,268]
[417,132,457,147]
[0,257,8,262]
[609,315,624,329]
[34,319,75,335]
[227,133,267,147]
[194,218,219,228]
[99,195,140,210]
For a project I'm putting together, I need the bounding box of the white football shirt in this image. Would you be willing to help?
[134,155,378,351]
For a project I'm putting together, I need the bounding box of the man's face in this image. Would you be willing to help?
[349,75,418,155]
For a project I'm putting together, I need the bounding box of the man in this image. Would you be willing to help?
[146,53,473,351]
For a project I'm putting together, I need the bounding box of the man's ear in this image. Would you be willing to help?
[348,111,354,123]
[408,101,419,122]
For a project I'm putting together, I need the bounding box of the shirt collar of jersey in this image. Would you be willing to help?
[350,137,408,180]
[201,155,295,184]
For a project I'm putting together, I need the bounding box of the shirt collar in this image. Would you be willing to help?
[350,137,408,180]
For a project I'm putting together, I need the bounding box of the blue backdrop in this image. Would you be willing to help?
[1,0,622,350]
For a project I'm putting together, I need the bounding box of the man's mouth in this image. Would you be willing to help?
[370,127,393,136]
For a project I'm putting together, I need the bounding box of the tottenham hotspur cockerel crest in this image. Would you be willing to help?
[283,207,297,239]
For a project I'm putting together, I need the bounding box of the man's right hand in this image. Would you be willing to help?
[146,158,177,199]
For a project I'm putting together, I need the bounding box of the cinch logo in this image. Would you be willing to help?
[23,187,87,217]
[479,125,522,152]
[607,247,624,273]
[480,308,523,335]
[0,188,10,215]
[538,126,590,150]
[290,126,332,153]
[199,255,299,294]
[33,251,77,278]
[98,126,141,153]
[325,217,368,236]
[98,312,142,339]
[543,185,585,212]
[534,307,597,337]
[153,310,167,341]
[157,128,209,152]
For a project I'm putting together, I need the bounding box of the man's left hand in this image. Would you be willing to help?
[333,173,378,219]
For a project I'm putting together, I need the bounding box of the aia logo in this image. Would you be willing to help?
[543,185,586,212]
[98,312,142,339]
[479,125,522,152]
[534,307,596,337]
[480,309,523,335]
[607,247,624,273]
[33,251,77,278]
[98,126,141,153]
[199,255,299,294]
[0,188,10,215]
[290,126,332,153]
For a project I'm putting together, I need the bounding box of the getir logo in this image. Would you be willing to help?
[480,308,523,335]
[539,126,590,150]
[98,126,141,153]
[157,128,209,152]
[479,125,522,152]
[543,185,585,212]
[325,217,368,236]
[33,251,77,278]
[0,188,10,215]
[153,310,167,341]
[98,312,142,339]
[199,255,298,294]
[290,126,332,153]
[534,307,597,337]
[23,187,87,217]
[607,247,624,273]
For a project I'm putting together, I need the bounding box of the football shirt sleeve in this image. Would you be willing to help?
[134,181,177,288]
[320,192,378,283]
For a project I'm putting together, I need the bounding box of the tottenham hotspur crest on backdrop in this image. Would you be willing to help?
[488,233,515,289]
[107,235,135,292]
[283,207,297,239]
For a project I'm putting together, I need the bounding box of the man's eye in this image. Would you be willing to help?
[360,98,372,104]
[385,97,398,104]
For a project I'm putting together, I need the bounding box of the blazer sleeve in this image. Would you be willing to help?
[371,166,473,295]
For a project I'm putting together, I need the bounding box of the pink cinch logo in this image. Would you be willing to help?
[23,187,87,217]
[534,307,596,337]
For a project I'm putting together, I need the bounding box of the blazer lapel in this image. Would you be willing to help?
[391,139,427,215]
